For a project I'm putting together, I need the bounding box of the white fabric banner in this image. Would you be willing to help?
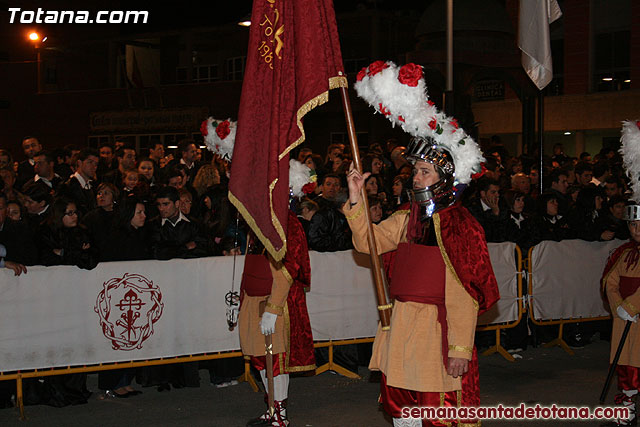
[518,0,562,90]
[0,244,519,373]
[478,242,519,325]
[530,239,624,321]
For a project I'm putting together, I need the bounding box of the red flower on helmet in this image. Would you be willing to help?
[397,63,423,87]
[451,118,459,129]
[302,182,317,195]
[636,120,640,130]
[368,60,389,77]
[427,100,435,107]
[428,118,437,130]
[200,120,209,137]
[216,120,231,140]
[398,115,405,122]
[379,103,391,116]
[356,67,367,82]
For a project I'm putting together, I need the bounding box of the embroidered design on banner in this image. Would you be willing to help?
[94,273,164,351]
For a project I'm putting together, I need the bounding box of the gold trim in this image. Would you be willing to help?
[381,326,390,331]
[265,302,284,315]
[433,213,480,312]
[449,345,473,354]
[459,423,481,427]
[280,264,293,286]
[623,299,639,316]
[344,202,365,220]
[329,75,348,90]
[391,209,410,217]
[377,303,393,311]
[229,189,287,262]
[278,75,348,161]
[282,300,316,373]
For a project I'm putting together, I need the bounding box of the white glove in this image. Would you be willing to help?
[617,305,639,323]
[260,312,278,335]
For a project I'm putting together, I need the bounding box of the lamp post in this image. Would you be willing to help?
[28,32,42,94]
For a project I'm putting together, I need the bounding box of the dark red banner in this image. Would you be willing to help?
[229,0,346,261]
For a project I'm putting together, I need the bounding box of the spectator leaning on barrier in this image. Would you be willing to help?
[0,192,37,266]
[150,185,208,260]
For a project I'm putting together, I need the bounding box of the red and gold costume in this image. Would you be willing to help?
[238,210,316,374]
[344,200,499,427]
[602,241,640,391]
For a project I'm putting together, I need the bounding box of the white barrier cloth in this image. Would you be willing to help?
[530,239,624,321]
[0,252,380,372]
[478,242,519,325]
[0,242,519,372]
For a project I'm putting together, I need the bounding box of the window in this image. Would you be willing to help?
[176,65,219,83]
[226,56,246,81]
[87,136,110,148]
[593,31,631,92]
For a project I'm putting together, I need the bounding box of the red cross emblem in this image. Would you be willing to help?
[94,273,164,351]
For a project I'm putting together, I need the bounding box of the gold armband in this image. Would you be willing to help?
[377,303,393,311]
[265,302,284,315]
[344,202,365,220]
[448,344,473,354]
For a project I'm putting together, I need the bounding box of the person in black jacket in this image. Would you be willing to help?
[0,192,38,266]
[307,174,352,252]
[57,148,99,215]
[99,197,150,398]
[38,197,98,270]
[465,177,507,242]
[22,180,53,234]
[81,183,119,260]
[16,136,42,190]
[149,186,209,259]
[530,191,573,243]
[598,195,630,241]
[36,197,96,407]
[567,185,610,241]
[501,189,536,252]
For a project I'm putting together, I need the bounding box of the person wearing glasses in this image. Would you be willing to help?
[38,197,98,270]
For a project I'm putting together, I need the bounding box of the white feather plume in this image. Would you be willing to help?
[620,120,640,202]
[289,159,313,198]
[354,61,484,184]
[202,117,236,161]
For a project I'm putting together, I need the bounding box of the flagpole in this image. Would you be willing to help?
[338,82,392,330]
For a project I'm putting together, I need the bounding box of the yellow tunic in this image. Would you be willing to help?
[343,200,477,392]
[604,249,640,367]
[238,261,292,356]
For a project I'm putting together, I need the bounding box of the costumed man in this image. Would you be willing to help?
[200,118,316,427]
[601,120,640,427]
[239,160,317,427]
[344,61,500,427]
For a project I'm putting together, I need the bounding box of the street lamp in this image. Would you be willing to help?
[28,31,45,93]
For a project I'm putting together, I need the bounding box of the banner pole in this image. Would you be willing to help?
[338,81,392,330]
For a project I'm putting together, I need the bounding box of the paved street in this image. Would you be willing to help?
[0,339,618,426]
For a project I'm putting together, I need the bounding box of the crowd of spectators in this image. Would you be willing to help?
[0,135,630,406]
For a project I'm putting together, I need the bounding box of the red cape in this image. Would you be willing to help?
[601,240,637,303]
[282,210,315,371]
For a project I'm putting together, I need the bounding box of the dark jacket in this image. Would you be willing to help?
[38,225,98,269]
[306,197,353,252]
[57,176,96,215]
[102,224,152,261]
[16,160,35,190]
[465,199,509,243]
[81,208,116,261]
[0,219,38,265]
[149,214,209,260]
[530,213,573,243]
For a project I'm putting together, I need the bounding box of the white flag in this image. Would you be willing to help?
[518,0,562,90]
